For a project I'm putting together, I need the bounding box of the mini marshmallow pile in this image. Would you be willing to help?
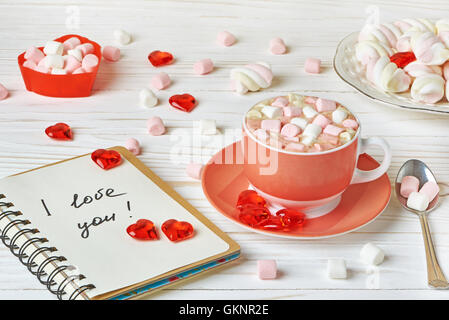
[400,175,440,211]
[23,37,99,75]
[356,18,449,104]
[246,93,359,153]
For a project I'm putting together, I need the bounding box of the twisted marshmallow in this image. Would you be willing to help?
[436,19,449,47]
[410,31,449,65]
[410,74,445,104]
[230,63,273,94]
[366,56,411,93]
[394,18,436,34]
[355,40,393,65]
[404,61,442,78]
[358,23,403,48]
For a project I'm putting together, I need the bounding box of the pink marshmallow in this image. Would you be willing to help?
[305,57,321,74]
[63,37,81,51]
[400,176,419,198]
[280,123,300,137]
[312,143,323,152]
[216,31,236,47]
[270,37,287,55]
[151,72,171,90]
[24,46,45,64]
[283,106,302,117]
[419,181,440,202]
[312,114,331,129]
[35,65,50,74]
[246,64,273,84]
[283,136,299,142]
[0,83,9,100]
[102,46,120,62]
[194,58,214,75]
[271,97,289,107]
[72,67,86,74]
[316,98,337,112]
[76,43,94,56]
[23,60,37,70]
[186,163,204,180]
[257,260,277,280]
[125,138,141,155]
[247,119,261,131]
[285,143,305,152]
[254,128,269,142]
[147,116,166,136]
[37,58,46,68]
[342,119,359,129]
[82,54,99,72]
[261,119,281,133]
[64,55,82,73]
[323,124,344,136]
[304,96,317,105]
[443,61,449,80]
[318,133,339,145]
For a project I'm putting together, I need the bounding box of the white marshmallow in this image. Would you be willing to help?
[44,55,64,69]
[303,123,322,138]
[51,68,67,75]
[198,119,217,135]
[246,110,262,119]
[67,48,83,61]
[139,88,158,108]
[332,108,348,124]
[261,106,283,119]
[300,135,315,146]
[327,258,347,279]
[407,191,429,211]
[290,117,308,130]
[43,40,64,55]
[114,29,132,45]
[360,243,385,265]
[302,105,318,119]
[339,131,353,144]
[288,93,302,106]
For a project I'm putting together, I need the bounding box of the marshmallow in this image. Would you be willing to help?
[312,114,330,129]
[139,88,158,108]
[43,41,64,56]
[125,138,141,155]
[261,119,281,133]
[436,18,449,34]
[342,119,358,129]
[355,40,393,65]
[303,123,322,138]
[114,29,132,45]
[51,68,67,75]
[367,56,411,93]
[339,131,353,144]
[443,61,449,80]
[261,106,283,119]
[323,124,344,137]
[72,67,85,74]
[419,181,439,202]
[36,65,50,74]
[257,260,277,280]
[147,116,166,136]
[254,128,269,142]
[316,98,337,112]
[281,123,300,138]
[395,18,436,33]
[407,191,429,211]
[283,106,302,117]
[194,58,214,75]
[300,135,315,146]
[358,23,403,48]
[24,46,45,64]
[44,54,64,69]
[410,31,449,65]
[151,72,171,90]
[246,109,262,119]
[271,97,289,107]
[332,108,348,124]
[23,60,36,70]
[360,243,385,265]
[102,46,121,62]
[76,43,94,56]
[304,58,321,74]
[67,48,83,61]
[319,133,340,145]
[230,63,273,94]
[198,119,217,135]
[290,117,308,130]
[285,142,305,152]
[186,163,204,180]
[0,83,9,100]
[304,96,317,105]
[400,175,420,198]
[327,258,347,279]
[404,61,442,78]
[82,54,99,72]
[217,31,236,47]
[64,55,82,73]
[63,37,81,51]
[288,93,302,106]
[411,74,445,104]
[270,37,287,55]
[302,105,318,119]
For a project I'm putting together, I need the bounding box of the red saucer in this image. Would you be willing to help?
[202,141,391,239]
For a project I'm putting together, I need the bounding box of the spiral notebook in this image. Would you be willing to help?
[0,147,240,300]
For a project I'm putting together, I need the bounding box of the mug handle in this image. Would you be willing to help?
[351,137,392,184]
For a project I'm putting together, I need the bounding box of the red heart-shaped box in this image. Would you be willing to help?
[17,34,102,98]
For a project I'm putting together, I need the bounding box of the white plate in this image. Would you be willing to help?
[333,32,449,115]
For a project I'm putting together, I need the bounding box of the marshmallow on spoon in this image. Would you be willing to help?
[411,74,445,104]
[327,258,347,279]
[419,181,440,202]
[400,176,420,198]
[43,40,64,55]
[139,88,158,108]
[360,243,385,265]
[407,191,429,211]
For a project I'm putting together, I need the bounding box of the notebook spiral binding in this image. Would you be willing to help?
[0,194,95,300]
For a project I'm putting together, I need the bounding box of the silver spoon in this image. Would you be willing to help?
[395,159,448,289]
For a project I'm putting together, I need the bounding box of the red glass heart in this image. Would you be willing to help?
[390,52,416,69]
[236,190,266,209]
[45,123,73,141]
[127,219,158,240]
[148,50,174,67]
[91,149,122,170]
[275,208,306,228]
[169,94,196,112]
[238,205,270,227]
[257,216,284,231]
[161,219,194,242]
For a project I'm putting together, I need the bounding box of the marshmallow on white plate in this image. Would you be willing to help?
[411,74,445,104]
[303,123,322,138]
[43,40,64,55]
[327,258,347,279]
[360,243,385,265]
[261,106,283,119]
[407,191,429,211]
[302,105,318,119]
[114,29,132,45]
[332,107,348,124]
[67,48,83,62]
[44,55,64,69]
[290,117,308,130]
[197,119,217,135]
[139,88,158,108]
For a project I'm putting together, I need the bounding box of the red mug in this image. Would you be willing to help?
[241,100,391,217]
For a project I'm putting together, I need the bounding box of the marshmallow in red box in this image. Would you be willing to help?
[76,43,94,56]
[23,60,36,70]
[68,49,83,62]
[316,98,337,112]
[44,41,64,56]
[25,47,45,64]
[63,37,81,51]
[82,54,99,72]
[64,55,82,73]
[44,55,64,69]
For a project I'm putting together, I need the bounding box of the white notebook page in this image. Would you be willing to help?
[0,153,229,298]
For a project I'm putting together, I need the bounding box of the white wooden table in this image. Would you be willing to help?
[1,0,449,300]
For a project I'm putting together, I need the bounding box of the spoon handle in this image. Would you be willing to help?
[419,214,449,289]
